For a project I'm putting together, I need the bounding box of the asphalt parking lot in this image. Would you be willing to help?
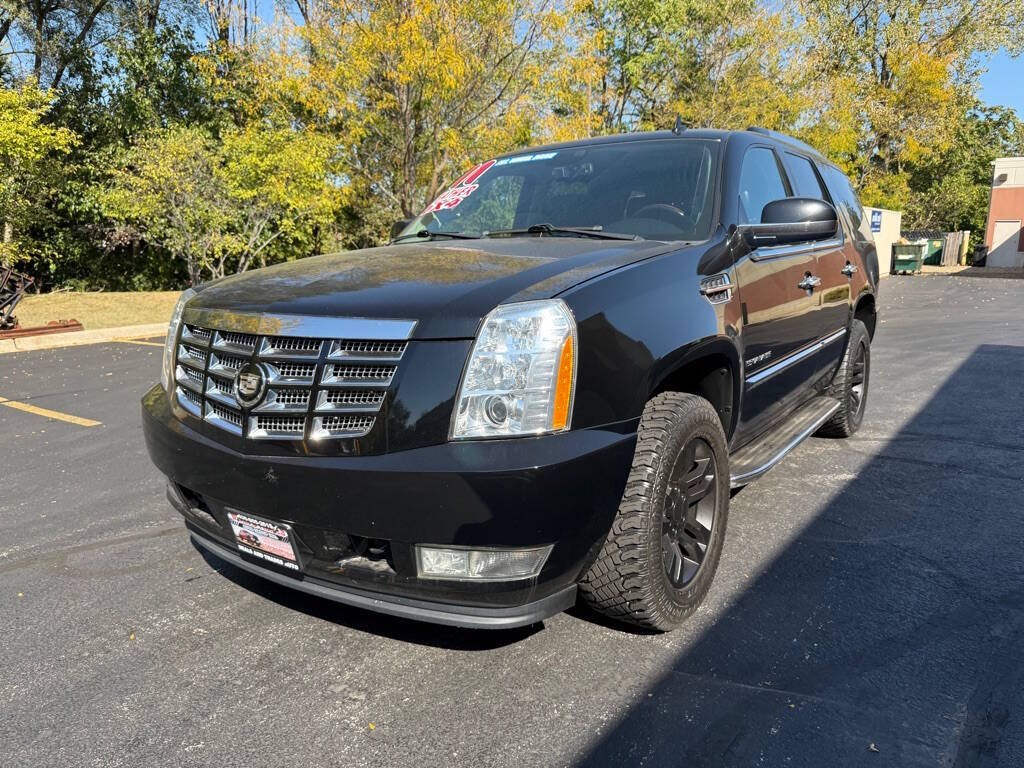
[3,276,1023,768]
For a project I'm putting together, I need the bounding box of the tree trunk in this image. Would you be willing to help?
[2,220,12,268]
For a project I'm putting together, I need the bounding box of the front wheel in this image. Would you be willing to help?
[580,392,730,631]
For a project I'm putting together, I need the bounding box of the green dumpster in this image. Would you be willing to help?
[892,243,926,274]
[922,238,945,266]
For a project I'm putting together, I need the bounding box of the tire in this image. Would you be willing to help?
[580,392,730,632]
[817,318,870,438]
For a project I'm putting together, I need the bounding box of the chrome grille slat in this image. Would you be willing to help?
[320,363,396,387]
[177,343,208,369]
[173,324,407,441]
[205,401,243,435]
[328,340,407,361]
[181,325,211,346]
[175,364,205,394]
[314,388,385,413]
[266,361,316,384]
[259,336,322,359]
[209,352,246,376]
[177,386,202,416]
[249,414,307,439]
[212,330,257,355]
[311,414,377,439]
[253,387,311,413]
[204,375,237,408]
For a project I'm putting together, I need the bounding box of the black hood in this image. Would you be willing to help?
[190,238,680,339]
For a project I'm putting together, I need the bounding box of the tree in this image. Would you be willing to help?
[565,0,792,134]
[272,0,557,224]
[99,124,231,285]
[1,0,119,90]
[0,82,75,266]
[798,0,1024,209]
[218,121,340,272]
[99,120,342,284]
[904,105,1024,232]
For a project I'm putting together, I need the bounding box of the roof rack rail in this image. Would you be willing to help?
[746,126,822,158]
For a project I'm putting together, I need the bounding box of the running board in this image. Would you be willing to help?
[729,396,841,487]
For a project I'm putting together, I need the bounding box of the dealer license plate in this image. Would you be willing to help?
[227,510,299,572]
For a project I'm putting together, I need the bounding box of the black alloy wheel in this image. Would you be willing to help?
[661,438,718,588]
[580,391,730,631]
[817,318,871,438]
[848,337,868,422]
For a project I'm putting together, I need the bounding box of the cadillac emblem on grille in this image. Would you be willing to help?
[233,362,268,408]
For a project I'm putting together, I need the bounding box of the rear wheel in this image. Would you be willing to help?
[580,392,730,631]
[817,319,870,438]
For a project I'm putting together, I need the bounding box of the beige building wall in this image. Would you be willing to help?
[864,207,902,277]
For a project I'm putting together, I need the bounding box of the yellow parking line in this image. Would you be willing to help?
[112,338,163,347]
[0,396,102,427]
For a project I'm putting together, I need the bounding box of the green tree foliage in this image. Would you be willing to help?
[100,121,340,284]
[904,106,1024,233]
[0,82,75,266]
[1,0,1023,289]
[99,125,231,285]
[798,0,1024,212]
[288,0,558,221]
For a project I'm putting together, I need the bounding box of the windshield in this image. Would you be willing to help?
[398,139,719,242]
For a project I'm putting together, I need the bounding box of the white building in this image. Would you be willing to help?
[985,157,1024,268]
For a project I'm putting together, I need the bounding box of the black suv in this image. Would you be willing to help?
[142,127,877,631]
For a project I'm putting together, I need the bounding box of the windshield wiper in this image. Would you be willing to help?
[392,229,481,243]
[485,223,641,241]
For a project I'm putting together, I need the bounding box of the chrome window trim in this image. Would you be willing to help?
[749,237,844,263]
[182,307,418,340]
[746,328,846,387]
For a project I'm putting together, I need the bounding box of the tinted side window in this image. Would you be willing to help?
[785,153,827,200]
[738,147,788,224]
[819,164,871,242]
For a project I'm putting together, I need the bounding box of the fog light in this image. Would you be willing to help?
[416,545,553,581]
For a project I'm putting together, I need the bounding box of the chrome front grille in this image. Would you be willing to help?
[173,319,412,441]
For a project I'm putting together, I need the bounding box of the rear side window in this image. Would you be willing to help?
[738,147,788,224]
[785,153,827,200]
[818,164,871,242]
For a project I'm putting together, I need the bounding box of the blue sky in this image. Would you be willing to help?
[978,50,1024,115]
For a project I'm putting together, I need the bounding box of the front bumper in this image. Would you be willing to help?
[142,386,636,628]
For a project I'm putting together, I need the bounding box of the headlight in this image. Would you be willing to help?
[162,288,195,392]
[450,299,577,439]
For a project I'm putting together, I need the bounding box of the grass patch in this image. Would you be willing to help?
[14,291,182,330]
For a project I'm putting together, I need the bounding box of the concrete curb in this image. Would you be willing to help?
[0,323,168,355]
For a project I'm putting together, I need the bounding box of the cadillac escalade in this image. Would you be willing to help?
[142,126,878,631]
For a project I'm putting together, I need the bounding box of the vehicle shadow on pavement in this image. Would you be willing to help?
[193,544,542,651]
[573,344,1024,767]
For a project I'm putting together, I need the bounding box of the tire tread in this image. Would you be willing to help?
[580,392,728,630]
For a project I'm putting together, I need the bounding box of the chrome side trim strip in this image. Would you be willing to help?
[750,237,843,262]
[182,307,418,340]
[730,400,841,487]
[746,328,846,387]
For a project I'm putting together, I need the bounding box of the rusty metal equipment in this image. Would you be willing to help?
[0,266,87,340]
[0,265,33,330]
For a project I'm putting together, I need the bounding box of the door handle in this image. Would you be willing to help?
[798,274,821,290]
[841,262,858,276]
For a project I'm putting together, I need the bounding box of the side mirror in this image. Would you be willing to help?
[737,198,838,248]
[390,219,412,239]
